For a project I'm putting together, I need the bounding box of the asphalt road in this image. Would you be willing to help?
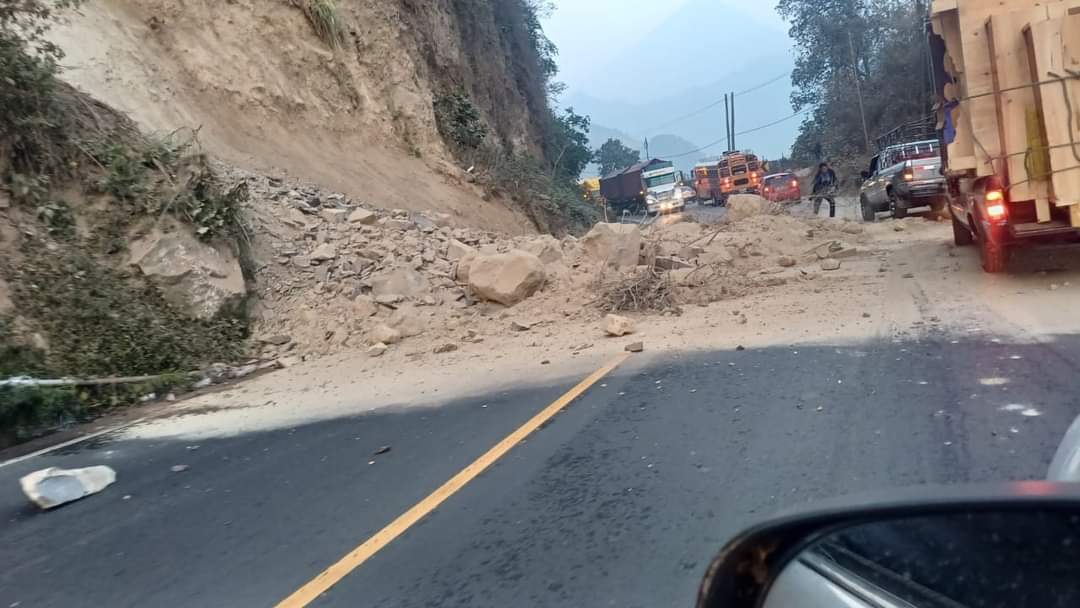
[3,331,1078,607]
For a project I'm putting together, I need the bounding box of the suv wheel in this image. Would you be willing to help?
[889,193,907,219]
[860,198,875,222]
[952,213,974,246]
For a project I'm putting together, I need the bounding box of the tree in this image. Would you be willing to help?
[778,0,931,162]
[594,139,640,177]
[544,107,592,181]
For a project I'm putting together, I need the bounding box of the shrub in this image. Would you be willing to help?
[291,0,345,47]
[434,91,488,152]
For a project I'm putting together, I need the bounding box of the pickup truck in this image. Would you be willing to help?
[859,139,947,221]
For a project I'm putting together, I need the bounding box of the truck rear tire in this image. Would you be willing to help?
[952,214,974,246]
[978,228,1009,273]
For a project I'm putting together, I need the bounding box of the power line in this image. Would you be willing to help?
[643,71,791,135]
[665,108,811,159]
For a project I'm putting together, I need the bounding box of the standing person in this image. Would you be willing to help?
[812,162,839,218]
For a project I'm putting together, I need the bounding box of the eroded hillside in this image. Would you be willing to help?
[52,0,561,231]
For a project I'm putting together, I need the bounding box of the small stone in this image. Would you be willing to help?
[171,465,190,473]
[541,360,551,365]
[902,273,915,279]
[842,224,864,235]
[862,312,871,318]
[777,256,797,268]
[604,314,637,337]
[736,316,748,325]
[511,320,533,332]
[893,224,906,232]
[735,345,745,351]
[367,343,389,357]
[820,259,841,271]
[625,341,645,353]
[262,335,292,346]
[369,324,403,345]
[293,256,311,268]
[373,446,392,456]
[310,243,337,262]
[348,208,377,225]
[275,356,301,369]
[320,208,348,224]
[434,343,459,354]
[816,406,824,412]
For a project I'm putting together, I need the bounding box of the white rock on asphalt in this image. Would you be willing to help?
[581,223,642,269]
[467,250,547,306]
[604,314,637,337]
[20,466,117,510]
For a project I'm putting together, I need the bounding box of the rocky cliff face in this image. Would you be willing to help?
[50,0,554,231]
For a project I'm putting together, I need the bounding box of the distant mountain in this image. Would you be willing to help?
[583,126,701,177]
[648,134,700,174]
[567,0,798,160]
[589,124,642,155]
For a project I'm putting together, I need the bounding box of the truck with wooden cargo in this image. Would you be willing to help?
[931,0,1080,272]
[599,159,687,216]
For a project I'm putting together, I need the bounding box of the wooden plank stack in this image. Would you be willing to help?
[933,0,1080,227]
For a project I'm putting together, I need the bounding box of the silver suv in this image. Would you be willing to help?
[859,139,946,221]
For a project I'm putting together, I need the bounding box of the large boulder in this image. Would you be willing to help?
[129,228,246,320]
[467,250,547,306]
[522,235,563,264]
[371,267,430,300]
[726,194,774,222]
[581,223,642,269]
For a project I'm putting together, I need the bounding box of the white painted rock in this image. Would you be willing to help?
[581,223,642,269]
[467,250,547,306]
[20,466,117,510]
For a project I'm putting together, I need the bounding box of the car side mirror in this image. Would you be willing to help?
[696,483,1080,608]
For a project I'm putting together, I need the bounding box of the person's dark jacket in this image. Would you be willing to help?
[813,168,838,193]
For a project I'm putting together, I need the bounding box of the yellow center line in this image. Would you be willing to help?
[275,352,634,607]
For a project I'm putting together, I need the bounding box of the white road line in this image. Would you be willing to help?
[0,417,147,469]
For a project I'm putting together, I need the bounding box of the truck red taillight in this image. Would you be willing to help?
[985,190,1007,220]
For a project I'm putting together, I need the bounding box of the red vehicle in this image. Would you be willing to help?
[761,172,801,203]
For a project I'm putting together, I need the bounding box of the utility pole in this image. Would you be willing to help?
[730,91,736,151]
[644,137,650,160]
[724,94,731,152]
[848,31,871,152]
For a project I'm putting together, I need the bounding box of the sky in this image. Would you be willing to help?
[542,0,790,101]
[541,0,799,162]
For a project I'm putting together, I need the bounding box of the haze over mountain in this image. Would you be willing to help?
[549,0,798,163]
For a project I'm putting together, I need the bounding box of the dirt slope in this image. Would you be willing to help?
[51,0,542,232]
